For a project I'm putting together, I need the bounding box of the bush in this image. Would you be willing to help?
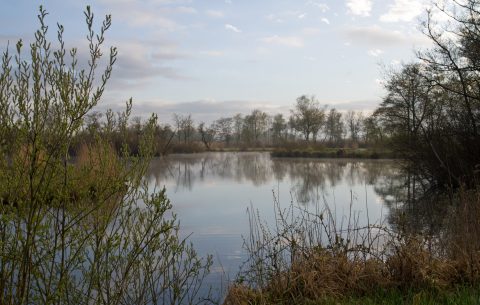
[225,187,480,304]
[0,6,211,304]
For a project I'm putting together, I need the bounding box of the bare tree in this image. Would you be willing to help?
[243,109,269,145]
[325,108,344,145]
[173,114,195,144]
[232,114,244,145]
[198,122,216,150]
[345,110,364,144]
[290,95,325,142]
[271,114,287,144]
[213,117,233,145]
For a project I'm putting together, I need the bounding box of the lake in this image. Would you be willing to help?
[146,152,403,298]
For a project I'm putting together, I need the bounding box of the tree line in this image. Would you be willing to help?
[73,0,480,190]
[80,96,386,156]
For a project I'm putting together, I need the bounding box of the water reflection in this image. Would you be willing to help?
[375,170,452,238]
[146,152,408,298]
[148,152,401,207]
[145,152,470,300]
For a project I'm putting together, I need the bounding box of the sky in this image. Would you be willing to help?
[0,0,442,123]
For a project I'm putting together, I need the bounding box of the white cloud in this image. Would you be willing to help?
[200,50,225,57]
[151,44,189,60]
[330,99,382,111]
[118,10,178,30]
[119,99,288,123]
[106,40,191,91]
[100,1,184,5]
[206,10,225,18]
[267,10,306,23]
[346,0,373,17]
[262,35,304,48]
[391,59,401,66]
[302,27,322,35]
[225,24,242,33]
[266,14,283,23]
[96,0,186,31]
[306,1,330,13]
[225,0,232,3]
[380,0,425,22]
[321,17,330,24]
[368,49,384,57]
[256,46,270,55]
[344,25,429,47]
[176,6,197,14]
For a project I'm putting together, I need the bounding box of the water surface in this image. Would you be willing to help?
[146,152,402,295]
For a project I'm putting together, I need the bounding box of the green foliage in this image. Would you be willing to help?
[0,6,211,304]
[309,287,480,305]
[226,286,480,305]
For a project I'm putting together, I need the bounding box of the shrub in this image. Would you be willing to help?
[225,187,480,304]
[0,6,211,304]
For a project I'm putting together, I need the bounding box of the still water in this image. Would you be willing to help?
[146,152,402,295]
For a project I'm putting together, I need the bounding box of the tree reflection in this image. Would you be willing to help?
[374,169,451,238]
[147,153,274,190]
[147,153,400,207]
[148,152,461,247]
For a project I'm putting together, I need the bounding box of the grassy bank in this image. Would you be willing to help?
[210,147,275,152]
[163,143,398,159]
[161,142,276,154]
[271,147,397,159]
[224,187,480,305]
[226,285,480,305]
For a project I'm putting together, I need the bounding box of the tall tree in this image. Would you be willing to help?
[213,117,233,145]
[243,109,268,145]
[363,115,384,146]
[198,122,216,150]
[345,110,364,143]
[232,113,244,145]
[271,114,287,144]
[290,95,325,141]
[173,113,195,144]
[325,108,344,145]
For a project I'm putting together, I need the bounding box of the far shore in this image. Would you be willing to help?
[163,146,397,160]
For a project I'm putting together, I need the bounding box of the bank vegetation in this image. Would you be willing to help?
[225,0,480,304]
[0,7,212,305]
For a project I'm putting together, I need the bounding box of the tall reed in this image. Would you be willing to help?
[225,186,480,304]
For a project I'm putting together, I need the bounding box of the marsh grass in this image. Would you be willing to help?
[270,147,396,159]
[225,186,480,305]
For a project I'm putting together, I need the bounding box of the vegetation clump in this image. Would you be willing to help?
[0,6,212,305]
[373,1,480,189]
[224,187,480,305]
[224,1,480,303]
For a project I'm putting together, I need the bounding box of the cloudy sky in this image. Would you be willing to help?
[0,0,440,122]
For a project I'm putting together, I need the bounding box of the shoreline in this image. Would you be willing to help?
[163,147,398,160]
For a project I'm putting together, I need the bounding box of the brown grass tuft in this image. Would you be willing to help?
[226,186,480,304]
[70,142,127,224]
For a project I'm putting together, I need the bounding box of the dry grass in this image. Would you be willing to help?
[1,142,128,229]
[225,186,480,304]
[71,142,128,223]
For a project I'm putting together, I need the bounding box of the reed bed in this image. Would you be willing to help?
[224,187,480,304]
